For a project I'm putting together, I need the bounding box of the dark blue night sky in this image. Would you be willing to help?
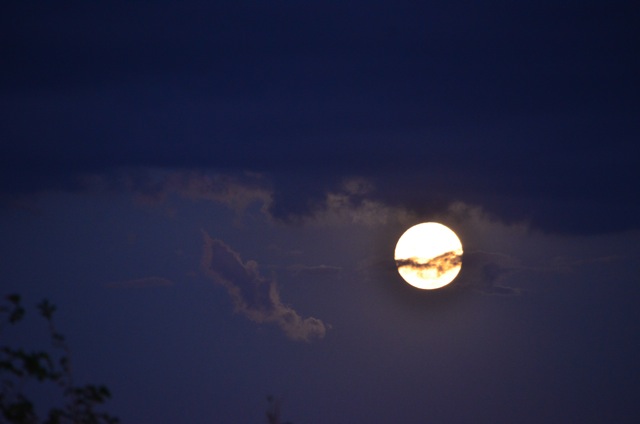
[1,2,639,423]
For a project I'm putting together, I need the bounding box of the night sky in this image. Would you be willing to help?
[2,1,639,423]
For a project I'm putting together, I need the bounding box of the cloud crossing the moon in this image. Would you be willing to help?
[395,251,463,277]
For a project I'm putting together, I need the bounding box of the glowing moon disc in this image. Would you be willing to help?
[394,222,463,290]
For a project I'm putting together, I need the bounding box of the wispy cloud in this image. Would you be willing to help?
[200,232,327,342]
[475,262,520,295]
[305,178,416,226]
[113,170,273,217]
[549,254,627,273]
[166,172,272,214]
[456,251,522,296]
[267,244,303,257]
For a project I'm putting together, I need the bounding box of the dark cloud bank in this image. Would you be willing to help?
[1,2,639,234]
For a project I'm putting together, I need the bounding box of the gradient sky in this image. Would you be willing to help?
[2,2,639,423]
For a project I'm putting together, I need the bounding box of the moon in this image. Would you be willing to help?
[394,222,463,290]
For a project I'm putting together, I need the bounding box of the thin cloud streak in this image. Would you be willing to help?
[105,276,174,289]
[285,264,342,277]
[132,171,273,216]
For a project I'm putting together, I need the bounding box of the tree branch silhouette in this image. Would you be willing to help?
[0,294,118,424]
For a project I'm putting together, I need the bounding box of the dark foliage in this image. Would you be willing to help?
[0,294,118,424]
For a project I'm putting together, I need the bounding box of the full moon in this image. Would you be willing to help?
[394,222,463,290]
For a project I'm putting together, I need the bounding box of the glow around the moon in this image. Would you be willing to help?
[394,222,463,290]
